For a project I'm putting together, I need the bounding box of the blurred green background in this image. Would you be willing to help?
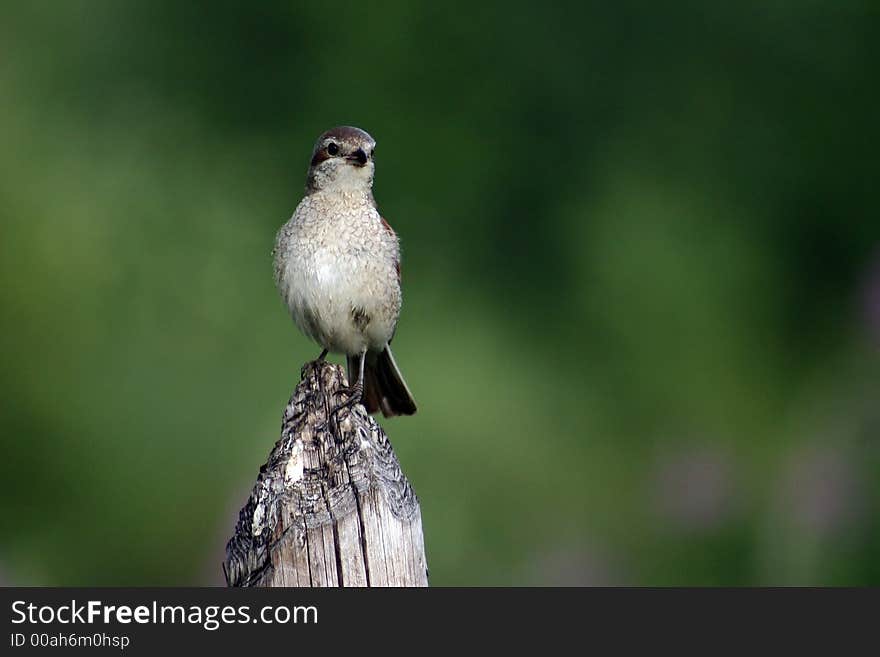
[1,1,879,586]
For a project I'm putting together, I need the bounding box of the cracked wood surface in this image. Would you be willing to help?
[223,360,428,587]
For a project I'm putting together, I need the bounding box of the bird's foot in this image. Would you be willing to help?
[321,382,364,434]
[331,381,364,417]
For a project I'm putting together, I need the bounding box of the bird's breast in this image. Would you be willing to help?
[274,195,401,353]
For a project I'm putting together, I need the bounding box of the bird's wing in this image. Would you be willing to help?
[380,215,401,283]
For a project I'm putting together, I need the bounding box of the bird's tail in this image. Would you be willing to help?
[348,346,417,417]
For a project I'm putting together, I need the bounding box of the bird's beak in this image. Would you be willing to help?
[346,148,369,167]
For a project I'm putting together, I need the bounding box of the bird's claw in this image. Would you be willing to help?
[321,383,363,434]
[331,383,364,416]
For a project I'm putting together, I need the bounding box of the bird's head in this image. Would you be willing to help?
[306,126,376,193]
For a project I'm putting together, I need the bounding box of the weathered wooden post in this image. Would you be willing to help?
[223,360,428,587]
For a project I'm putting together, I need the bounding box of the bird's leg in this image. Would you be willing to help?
[344,348,366,403]
[331,348,366,419]
[317,348,328,362]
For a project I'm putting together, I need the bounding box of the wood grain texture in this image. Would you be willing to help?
[223,360,428,587]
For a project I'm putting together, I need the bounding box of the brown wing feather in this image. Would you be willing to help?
[380,216,401,283]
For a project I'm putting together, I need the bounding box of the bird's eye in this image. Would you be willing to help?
[326,142,339,156]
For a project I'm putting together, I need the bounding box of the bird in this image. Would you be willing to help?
[272,126,417,417]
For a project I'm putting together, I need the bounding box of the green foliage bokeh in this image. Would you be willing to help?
[1,1,879,585]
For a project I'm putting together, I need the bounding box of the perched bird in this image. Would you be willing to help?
[272,126,417,417]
